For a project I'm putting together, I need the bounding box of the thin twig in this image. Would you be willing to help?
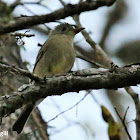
[59,0,66,6]
[10,32,35,38]
[123,106,129,122]
[114,107,132,140]
[21,4,51,30]
[47,93,89,123]
[50,97,71,122]
[21,0,52,11]
[76,51,105,68]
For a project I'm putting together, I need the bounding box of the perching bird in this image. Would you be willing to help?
[12,23,85,134]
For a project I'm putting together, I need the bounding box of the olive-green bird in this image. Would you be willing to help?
[12,23,84,134]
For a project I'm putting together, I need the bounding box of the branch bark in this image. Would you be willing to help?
[0,64,140,121]
[0,0,116,35]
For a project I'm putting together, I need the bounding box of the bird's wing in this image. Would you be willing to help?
[33,47,44,72]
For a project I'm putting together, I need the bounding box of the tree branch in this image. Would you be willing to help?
[0,64,140,121]
[0,0,116,35]
[0,63,42,82]
[125,87,140,140]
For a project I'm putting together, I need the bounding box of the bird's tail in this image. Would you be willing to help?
[12,103,35,134]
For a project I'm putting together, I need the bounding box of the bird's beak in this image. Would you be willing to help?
[73,27,85,34]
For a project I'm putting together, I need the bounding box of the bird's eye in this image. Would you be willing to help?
[61,27,66,31]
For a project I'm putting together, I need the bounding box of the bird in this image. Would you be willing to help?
[12,23,85,134]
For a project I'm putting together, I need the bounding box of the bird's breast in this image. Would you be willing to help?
[33,35,75,78]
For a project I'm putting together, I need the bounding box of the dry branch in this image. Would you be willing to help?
[0,0,116,35]
[0,64,140,121]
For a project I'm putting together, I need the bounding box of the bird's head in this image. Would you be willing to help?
[50,23,85,37]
